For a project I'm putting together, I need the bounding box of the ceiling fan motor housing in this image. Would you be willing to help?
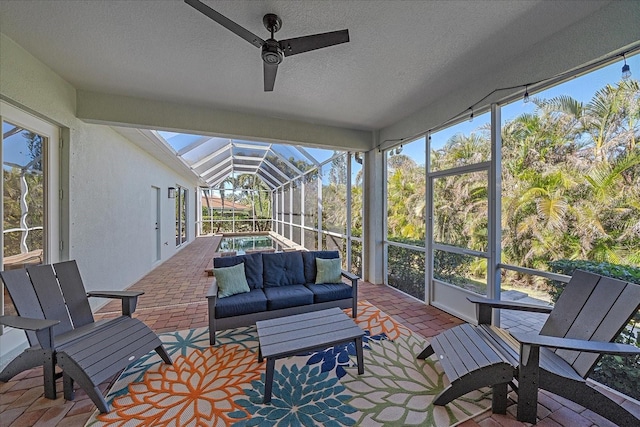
[262,39,283,65]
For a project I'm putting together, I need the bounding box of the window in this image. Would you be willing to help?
[384,137,427,299]
[1,102,59,317]
[175,186,187,246]
[499,53,640,303]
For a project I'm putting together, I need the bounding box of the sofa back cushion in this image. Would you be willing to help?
[213,252,263,289]
[262,251,305,288]
[301,250,340,284]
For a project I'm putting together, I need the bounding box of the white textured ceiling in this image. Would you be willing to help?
[0,0,610,131]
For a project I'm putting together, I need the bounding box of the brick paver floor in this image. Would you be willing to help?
[1,236,638,426]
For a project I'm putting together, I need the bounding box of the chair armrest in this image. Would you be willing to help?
[87,290,144,317]
[0,315,59,331]
[467,296,553,324]
[511,332,640,356]
[87,290,144,298]
[207,278,218,300]
[341,270,359,285]
[0,315,59,349]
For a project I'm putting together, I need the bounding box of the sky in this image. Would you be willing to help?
[400,52,639,162]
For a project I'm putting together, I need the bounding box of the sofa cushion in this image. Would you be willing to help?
[305,283,353,303]
[213,252,263,289]
[215,289,267,318]
[315,257,342,284]
[214,263,250,298]
[262,251,306,288]
[263,285,314,310]
[302,250,340,284]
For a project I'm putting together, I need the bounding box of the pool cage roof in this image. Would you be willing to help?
[158,131,343,190]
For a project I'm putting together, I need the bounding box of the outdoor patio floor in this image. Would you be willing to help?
[1,236,638,426]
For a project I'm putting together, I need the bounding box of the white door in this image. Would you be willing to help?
[152,186,161,262]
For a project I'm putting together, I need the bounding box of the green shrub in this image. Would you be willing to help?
[387,243,425,300]
[547,259,640,401]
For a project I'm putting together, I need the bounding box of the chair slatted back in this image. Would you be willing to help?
[0,269,45,346]
[53,261,94,328]
[26,264,74,336]
[540,270,640,378]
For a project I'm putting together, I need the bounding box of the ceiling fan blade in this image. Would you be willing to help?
[264,62,278,92]
[184,0,264,48]
[279,29,349,57]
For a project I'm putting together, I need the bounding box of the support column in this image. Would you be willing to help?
[362,147,384,284]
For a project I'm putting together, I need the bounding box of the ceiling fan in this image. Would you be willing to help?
[184,0,350,91]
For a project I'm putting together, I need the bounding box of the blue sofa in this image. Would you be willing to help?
[207,250,358,344]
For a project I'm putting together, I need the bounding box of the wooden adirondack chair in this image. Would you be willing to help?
[418,270,640,426]
[0,260,172,413]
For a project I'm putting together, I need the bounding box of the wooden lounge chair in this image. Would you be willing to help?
[417,270,640,426]
[0,260,172,413]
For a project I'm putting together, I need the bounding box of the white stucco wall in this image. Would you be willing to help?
[0,33,198,302]
[67,123,197,294]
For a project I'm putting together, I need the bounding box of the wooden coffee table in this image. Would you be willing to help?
[256,307,365,403]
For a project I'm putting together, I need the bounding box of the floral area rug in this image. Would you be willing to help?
[86,301,491,426]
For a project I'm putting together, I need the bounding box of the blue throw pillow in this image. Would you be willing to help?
[214,263,250,298]
[315,257,342,284]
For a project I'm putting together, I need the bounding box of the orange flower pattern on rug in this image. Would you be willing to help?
[97,344,263,426]
[346,301,412,340]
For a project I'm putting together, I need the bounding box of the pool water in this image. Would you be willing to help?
[218,235,282,254]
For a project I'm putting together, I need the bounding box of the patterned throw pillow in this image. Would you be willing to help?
[214,263,250,298]
[315,257,342,284]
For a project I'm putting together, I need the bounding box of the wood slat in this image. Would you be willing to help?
[57,317,131,354]
[0,269,45,345]
[260,325,363,358]
[431,331,471,380]
[539,270,599,338]
[82,330,157,380]
[259,314,349,338]
[259,318,359,346]
[258,308,364,358]
[557,275,626,364]
[257,307,343,329]
[27,264,74,336]
[572,281,640,377]
[53,261,95,328]
[458,324,505,366]
[443,327,483,373]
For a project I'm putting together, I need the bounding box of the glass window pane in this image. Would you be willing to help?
[323,234,345,265]
[350,239,362,277]
[266,153,298,178]
[3,120,46,316]
[434,250,487,296]
[305,147,337,164]
[432,171,488,252]
[321,155,347,235]
[271,144,315,172]
[292,225,301,244]
[351,154,363,239]
[500,53,640,303]
[180,136,229,164]
[430,112,491,172]
[304,229,317,251]
[386,137,426,246]
[304,172,318,230]
[292,179,302,226]
[388,245,425,300]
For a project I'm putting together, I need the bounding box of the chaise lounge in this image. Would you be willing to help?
[418,270,640,426]
[0,261,172,413]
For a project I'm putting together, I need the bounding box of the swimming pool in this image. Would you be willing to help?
[218,234,284,254]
